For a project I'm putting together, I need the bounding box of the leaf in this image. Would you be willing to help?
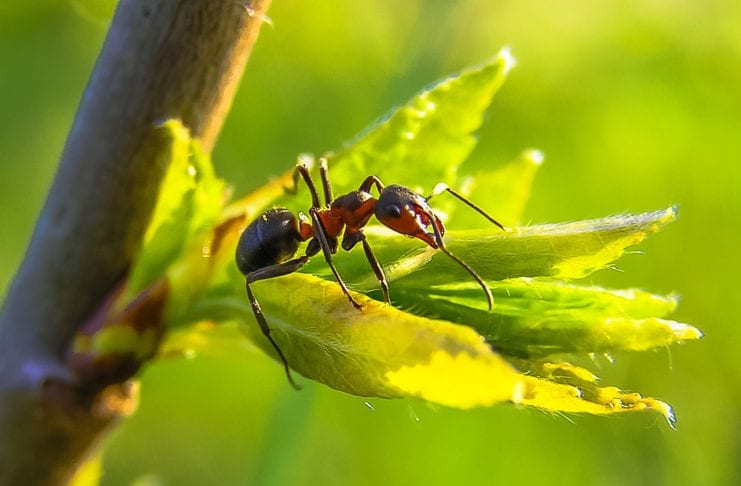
[518,374,676,426]
[209,271,521,400]
[192,270,677,424]
[120,119,227,322]
[398,207,677,283]
[127,119,225,299]
[512,360,674,422]
[320,47,515,195]
[390,279,701,358]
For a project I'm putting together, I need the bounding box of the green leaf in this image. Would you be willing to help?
[125,119,225,314]
[321,47,515,195]
[399,207,677,283]
[126,119,193,296]
[391,279,701,358]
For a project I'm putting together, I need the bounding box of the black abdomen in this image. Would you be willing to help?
[236,208,302,275]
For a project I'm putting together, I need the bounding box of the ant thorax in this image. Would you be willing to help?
[329,190,377,232]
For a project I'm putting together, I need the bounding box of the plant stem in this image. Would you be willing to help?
[0,0,271,483]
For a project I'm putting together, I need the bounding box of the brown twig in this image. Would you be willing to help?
[0,0,271,483]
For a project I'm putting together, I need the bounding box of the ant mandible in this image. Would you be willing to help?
[235,158,505,389]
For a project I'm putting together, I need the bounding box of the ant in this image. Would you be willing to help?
[235,158,505,389]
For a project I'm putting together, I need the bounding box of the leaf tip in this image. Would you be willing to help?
[665,404,678,430]
[664,204,679,223]
[642,205,678,237]
[645,398,678,429]
[671,321,704,341]
[153,117,190,139]
[523,148,545,166]
[497,46,517,75]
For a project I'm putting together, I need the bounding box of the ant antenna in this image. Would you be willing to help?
[428,183,506,230]
[429,216,494,311]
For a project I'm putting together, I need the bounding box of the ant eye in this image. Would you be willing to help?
[387,204,402,218]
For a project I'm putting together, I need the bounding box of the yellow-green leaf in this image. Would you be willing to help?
[127,119,225,313]
[191,270,677,424]
[390,279,701,357]
[321,48,515,195]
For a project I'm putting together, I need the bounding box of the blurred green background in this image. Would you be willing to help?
[2,0,739,484]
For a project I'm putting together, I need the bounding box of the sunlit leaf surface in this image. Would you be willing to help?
[196,271,683,423]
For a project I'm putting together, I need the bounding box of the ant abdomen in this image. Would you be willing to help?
[236,208,303,275]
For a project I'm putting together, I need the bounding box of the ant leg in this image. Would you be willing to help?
[246,256,310,283]
[427,183,506,230]
[342,230,390,304]
[430,218,495,311]
[285,157,323,209]
[318,158,333,206]
[285,155,314,195]
[358,175,385,194]
[360,236,390,304]
[309,209,362,309]
[246,256,310,390]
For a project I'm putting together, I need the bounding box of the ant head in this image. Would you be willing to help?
[374,185,444,248]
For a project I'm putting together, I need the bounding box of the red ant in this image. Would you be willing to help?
[236,159,505,389]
